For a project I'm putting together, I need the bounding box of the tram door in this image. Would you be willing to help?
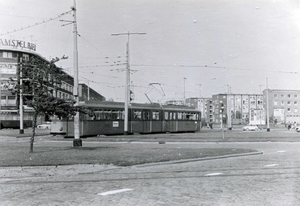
[169,111,177,132]
[142,110,151,133]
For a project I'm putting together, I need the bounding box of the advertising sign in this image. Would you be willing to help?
[0,38,36,51]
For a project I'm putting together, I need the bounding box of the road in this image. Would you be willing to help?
[1,132,300,205]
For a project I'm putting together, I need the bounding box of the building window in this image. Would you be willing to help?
[287,108,291,112]
[294,94,298,98]
[274,94,278,98]
[23,54,29,61]
[295,108,298,113]
[3,52,13,58]
[274,102,278,106]
[287,94,291,98]
[281,101,284,105]
[294,101,298,105]
[281,94,284,98]
[287,101,291,105]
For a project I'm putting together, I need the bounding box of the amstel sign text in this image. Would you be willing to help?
[0,38,36,51]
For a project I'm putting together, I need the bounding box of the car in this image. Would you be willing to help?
[242,124,259,131]
[296,126,300,132]
[37,122,51,129]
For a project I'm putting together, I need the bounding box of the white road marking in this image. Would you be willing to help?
[205,172,223,176]
[98,188,134,196]
[277,150,286,153]
[264,164,279,167]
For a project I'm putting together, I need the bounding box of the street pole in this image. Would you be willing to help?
[183,77,187,105]
[19,57,24,134]
[0,64,1,129]
[259,84,264,127]
[111,32,146,135]
[221,104,225,139]
[266,78,270,132]
[72,0,82,146]
[225,85,232,130]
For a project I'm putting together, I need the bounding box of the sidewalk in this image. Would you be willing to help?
[0,128,261,167]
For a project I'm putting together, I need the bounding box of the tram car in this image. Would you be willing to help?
[0,110,33,129]
[50,101,201,137]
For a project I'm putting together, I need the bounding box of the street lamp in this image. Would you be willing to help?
[111,32,146,135]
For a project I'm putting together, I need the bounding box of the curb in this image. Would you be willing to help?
[136,151,263,167]
[16,134,53,138]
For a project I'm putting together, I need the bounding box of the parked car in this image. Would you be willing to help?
[242,124,259,131]
[37,122,51,129]
[296,126,300,132]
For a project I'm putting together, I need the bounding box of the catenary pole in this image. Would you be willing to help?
[0,62,1,129]
[19,57,24,134]
[266,78,270,132]
[111,32,146,135]
[72,0,82,146]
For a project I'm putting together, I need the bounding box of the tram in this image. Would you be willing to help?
[0,109,33,129]
[50,101,201,137]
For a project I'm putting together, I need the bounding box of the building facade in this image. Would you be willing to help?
[0,38,105,128]
[263,89,300,124]
[186,97,212,124]
[211,93,264,125]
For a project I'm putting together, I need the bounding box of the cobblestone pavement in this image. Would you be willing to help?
[1,142,300,206]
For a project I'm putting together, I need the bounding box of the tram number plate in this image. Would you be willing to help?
[113,121,119,127]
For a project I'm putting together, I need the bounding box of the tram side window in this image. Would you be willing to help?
[178,112,183,120]
[164,112,169,120]
[103,110,112,120]
[112,110,123,120]
[143,111,150,120]
[169,112,176,120]
[94,110,101,120]
[152,111,160,120]
[133,110,142,120]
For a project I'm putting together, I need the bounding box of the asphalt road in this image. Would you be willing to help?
[1,127,300,205]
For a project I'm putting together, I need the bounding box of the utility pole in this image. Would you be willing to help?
[19,57,24,134]
[72,0,82,146]
[183,77,187,105]
[111,32,146,135]
[220,103,225,139]
[0,64,1,129]
[266,78,270,132]
[225,85,232,130]
[259,84,264,127]
[196,83,201,98]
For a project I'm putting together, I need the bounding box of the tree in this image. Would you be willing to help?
[13,56,83,153]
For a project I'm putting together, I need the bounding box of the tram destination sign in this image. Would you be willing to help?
[0,38,36,51]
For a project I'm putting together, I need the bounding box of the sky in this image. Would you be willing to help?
[1,0,300,103]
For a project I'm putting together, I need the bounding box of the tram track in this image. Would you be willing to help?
[1,165,300,185]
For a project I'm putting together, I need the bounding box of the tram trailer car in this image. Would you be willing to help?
[50,101,201,137]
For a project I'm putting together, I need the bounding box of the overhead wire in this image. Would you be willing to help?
[0,10,72,37]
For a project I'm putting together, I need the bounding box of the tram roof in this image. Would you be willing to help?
[79,101,199,112]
